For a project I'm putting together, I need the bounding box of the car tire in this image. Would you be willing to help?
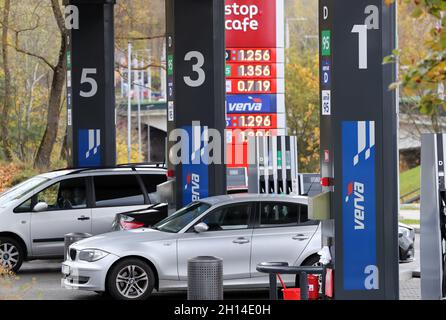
[107,258,155,300]
[0,237,24,273]
[295,254,321,288]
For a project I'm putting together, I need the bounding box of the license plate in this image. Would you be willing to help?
[62,265,70,276]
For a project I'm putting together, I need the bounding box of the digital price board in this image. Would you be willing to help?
[227,79,280,94]
[226,48,277,63]
[225,0,286,169]
[226,63,277,79]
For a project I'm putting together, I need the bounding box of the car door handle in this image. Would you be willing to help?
[78,216,90,221]
[233,237,250,244]
[292,234,309,241]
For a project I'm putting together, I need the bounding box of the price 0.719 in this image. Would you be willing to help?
[236,80,271,93]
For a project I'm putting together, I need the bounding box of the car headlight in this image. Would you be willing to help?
[398,227,411,238]
[78,249,109,262]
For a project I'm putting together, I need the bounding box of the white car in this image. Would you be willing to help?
[62,194,321,300]
[0,165,167,272]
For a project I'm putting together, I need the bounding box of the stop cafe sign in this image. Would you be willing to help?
[225,0,278,48]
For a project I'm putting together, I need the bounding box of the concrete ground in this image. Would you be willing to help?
[399,210,420,221]
[0,235,421,300]
[399,234,420,300]
[0,260,272,300]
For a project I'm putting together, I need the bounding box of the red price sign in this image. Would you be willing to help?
[226,48,277,63]
[226,63,276,79]
[226,79,277,94]
[227,113,277,129]
[227,128,277,144]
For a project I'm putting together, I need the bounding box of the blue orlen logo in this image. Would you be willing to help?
[78,129,101,167]
[342,121,379,291]
[226,94,277,114]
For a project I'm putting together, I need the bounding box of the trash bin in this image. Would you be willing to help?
[64,233,92,261]
[187,256,223,300]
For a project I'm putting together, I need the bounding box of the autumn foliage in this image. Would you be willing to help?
[0,163,18,193]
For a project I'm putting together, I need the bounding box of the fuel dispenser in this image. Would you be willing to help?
[247,135,299,195]
[421,134,446,300]
[318,0,399,299]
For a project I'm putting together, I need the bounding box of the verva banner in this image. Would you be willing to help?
[225,0,277,48]
[342,121,378,291]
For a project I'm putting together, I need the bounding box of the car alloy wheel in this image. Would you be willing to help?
[0,242,19,271]
[115,265,149,299]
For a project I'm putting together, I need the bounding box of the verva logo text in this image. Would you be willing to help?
[185,173,201,201]
[345,181,365,230]
[226,95,274,113]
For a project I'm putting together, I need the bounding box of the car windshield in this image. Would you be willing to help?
[152,202,211,233]
[0,177,49,207]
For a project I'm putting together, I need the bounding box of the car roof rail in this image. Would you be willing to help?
[63,163,167,176]
[117,162,167,169]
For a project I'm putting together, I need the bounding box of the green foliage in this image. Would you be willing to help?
[399,165,420,197]
[285,0,320,173]
[286,52,320,173]
[399,219,420,225]
[7,164,39,187]
[386,0,445,117]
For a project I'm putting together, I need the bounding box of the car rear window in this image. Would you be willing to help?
[94,175,145,207]
[140,174,167,193]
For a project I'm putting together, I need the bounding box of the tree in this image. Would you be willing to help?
[286,52,320,173]
[32,0,66,170]
[285,0,320,173]
[387,0,445,117]
[1,0,12,161]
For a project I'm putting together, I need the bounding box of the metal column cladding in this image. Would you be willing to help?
[64,0,117,168]
[165,0,226,208]
[420,134,446,300]
[319,0,399,299]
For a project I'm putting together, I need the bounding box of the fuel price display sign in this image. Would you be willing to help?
[225,0,286,170]
[226,48,282,63]
[226,63,278,79]
[227,79,282,94]
[226,114,278,129]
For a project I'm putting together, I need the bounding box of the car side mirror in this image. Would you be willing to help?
[194,222,209,233]
[33,202,48,213]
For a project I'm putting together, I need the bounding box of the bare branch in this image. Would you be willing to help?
[10,37,55,70]
[116,34,166,41]
[116,61,166,71]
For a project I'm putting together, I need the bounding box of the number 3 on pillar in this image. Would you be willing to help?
[184,51,205,87]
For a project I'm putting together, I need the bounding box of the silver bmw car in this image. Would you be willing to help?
[62,194,321,300]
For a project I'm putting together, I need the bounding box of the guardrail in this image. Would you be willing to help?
[400,188,420,204]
